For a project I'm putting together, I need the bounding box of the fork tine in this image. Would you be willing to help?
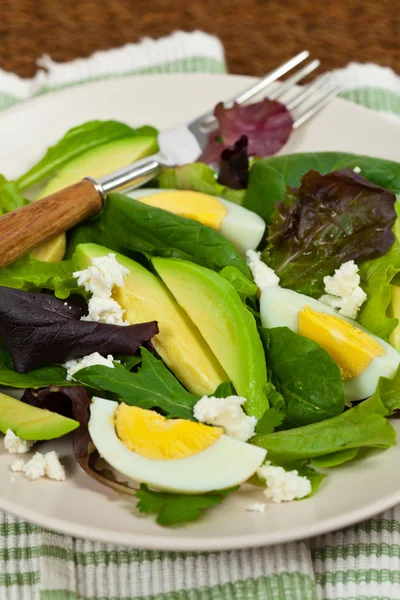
[292,83,343,129]
[199,50,310,131]
[286,73,332,111]
[268,59,320,101]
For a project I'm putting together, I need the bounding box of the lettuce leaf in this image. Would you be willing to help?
[217,135,249,190]
[0,175,28,214]
[260,327,344,426]
[158,162,245,205]
[199,99,293,165]
[0,341,71,387]
[0,256,80,297]
[68,193,250,277]
[263,169,397,297]
[0,286,158,373]
[358,238,400,340]
[17,120,158,190]
[243,152,400,222]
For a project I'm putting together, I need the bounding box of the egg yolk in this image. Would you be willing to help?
[298,306,385,380]
[114,404,223,460]
[136,191,228,230]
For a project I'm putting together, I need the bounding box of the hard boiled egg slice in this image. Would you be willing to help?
[129,188,266,255]
[260,286,400,403]
[89,398,266,494]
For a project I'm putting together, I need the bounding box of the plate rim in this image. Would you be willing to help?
[1,72,400,550]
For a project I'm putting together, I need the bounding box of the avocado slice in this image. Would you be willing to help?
[31,136,159,262]
[152,257,268,419]
[0,391,79,440]
[73,243,227,396]
[389,284,400,350]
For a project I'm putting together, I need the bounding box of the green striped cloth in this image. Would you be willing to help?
[0,31,400,600]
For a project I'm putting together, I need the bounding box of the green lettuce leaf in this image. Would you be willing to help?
[0,175,28,215]
[259,327,344,426]
[358,238,400,340]
[73,348,199,420]
[262,169,397,297]
[252,386,395,463]
[244,152,400,222]
[310,448,360,468]
[17,120,158,190]
[135,484,238,526]
[67,193,250,276]
[0,256,80,298]
[158,163,245,204]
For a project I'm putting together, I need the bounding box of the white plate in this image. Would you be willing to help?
[0,74,399,551]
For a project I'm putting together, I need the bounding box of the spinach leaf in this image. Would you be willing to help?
[263,169,397,297]
[212,381,235,398]
[17,120,158,189]
[69,193,250,276]
[244,152,400,222]
[0,175,28,215]
[260,327,344,426]
[252,388,395,463]
[158,162,245,205]
[219,266,257,303]
[310,448,360,468]
[297,464,325,496]
[374,365,400,415]
[74,348,199,419]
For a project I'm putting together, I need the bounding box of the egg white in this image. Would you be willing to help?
[260,286,400,403]
[89,398,266,494]
[129,188,265,254]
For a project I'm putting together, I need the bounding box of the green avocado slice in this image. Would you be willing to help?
[73,243,227,396]
[0,392,79,440]
[152,257,268,419]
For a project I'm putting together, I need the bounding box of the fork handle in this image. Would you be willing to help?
[0,179,102,269]
[0,156,163,270]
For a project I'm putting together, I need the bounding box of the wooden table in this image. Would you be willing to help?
[0,0,399,77]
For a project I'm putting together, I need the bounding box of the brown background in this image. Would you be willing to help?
[0,0,399,78]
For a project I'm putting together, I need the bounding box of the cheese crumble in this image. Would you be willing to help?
[73,253,129,325]
[4,429,34,454]
[257,462,311,503]
[319,260,367,319]
[245,250,280,291]
[63,352,115,382]
[193,395,257,442]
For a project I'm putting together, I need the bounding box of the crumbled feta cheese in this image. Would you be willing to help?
[353,166,361,174]
[73,253,129,298]
[43,451,66,481]
[247,503,267,513]
[193,395,257,442]
[4,429,34,454]
[22,452,47,480]
[319,260,367,319]
[63,352,115,381]
[10,459,25,472]
[73,253,129,325]
[10,451,66,481]
[246,250,280,291]
[257,462,311,503]
[81,296,128,325]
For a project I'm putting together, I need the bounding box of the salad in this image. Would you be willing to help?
[0,112,399,527]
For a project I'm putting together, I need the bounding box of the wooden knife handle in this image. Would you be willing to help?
[0,179,103,269]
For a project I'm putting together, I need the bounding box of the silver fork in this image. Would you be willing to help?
[97,50,342,195]
[0,51,342,269]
